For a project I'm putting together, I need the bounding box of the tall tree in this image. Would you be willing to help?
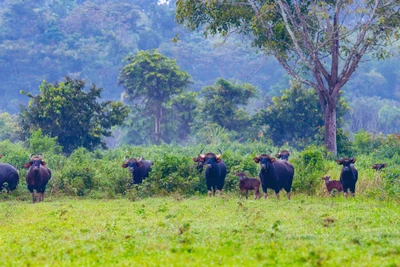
[20,77,129,153]
[176,0,400,155]
[195,78,257,137]
[118,50,192,143]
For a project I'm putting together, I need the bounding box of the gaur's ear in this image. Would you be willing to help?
[383,163,387,167]
[41,161,47,166]
[121,163,128,168]
[371,165,375,169]
[193,157,198,162]
[216,158,222,163]
[253,157,260,163]
[269,157,275,163]
[24,162,32,168]
[336,160,343,165]
[275,153,280,158]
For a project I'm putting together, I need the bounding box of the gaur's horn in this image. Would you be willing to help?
[200,148,205,158]
[30,153,36,159]
[124,156,129,162]
[138,157,143,162]
[39,153,44,160]
[216,149,222,159]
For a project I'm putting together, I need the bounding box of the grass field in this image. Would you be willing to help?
[0,194,399,267]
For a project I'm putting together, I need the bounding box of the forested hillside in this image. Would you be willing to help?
[0,0,284,113]
[1,0,399,113]
[1,0,400,148]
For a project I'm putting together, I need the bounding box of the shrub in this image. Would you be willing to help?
[291,145,328,195]
[59,148,96,196]
[28,129,62,155]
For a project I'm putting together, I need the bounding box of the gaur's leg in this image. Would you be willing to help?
[349,184,356,197]
[245,190,248,199]
[343,187,349,197]
[275,187,281,200]
[206,180,213,197]
[284,187,292,200]
[254,187,260,200]
[216,180,224,196]
[261,184,268,198]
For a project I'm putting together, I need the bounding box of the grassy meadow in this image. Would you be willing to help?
[0,194,399,267]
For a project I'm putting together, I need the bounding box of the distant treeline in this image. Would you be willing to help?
[1,0,400,117]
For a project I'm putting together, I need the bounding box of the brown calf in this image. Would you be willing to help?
[321,176,343,195]
[236,172,261,200]
[371,163,387,171]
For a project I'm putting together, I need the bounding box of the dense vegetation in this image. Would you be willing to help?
[1,131,399,200]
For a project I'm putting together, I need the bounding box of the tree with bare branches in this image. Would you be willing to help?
[176,0,400,155]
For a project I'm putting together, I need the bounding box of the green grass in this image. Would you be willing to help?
[0,195,399,267]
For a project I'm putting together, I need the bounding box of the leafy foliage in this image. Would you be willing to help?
[20,77,129,153]
[255,82,323,148]
[194,78,258,140]
[256,82,349,150]
[291,146,327,195]
[118,50,192,144]
[28,129,62,155]
[0,112,20,142]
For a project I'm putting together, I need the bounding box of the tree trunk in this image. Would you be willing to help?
[155,104,162,144]
[323,98,337,156]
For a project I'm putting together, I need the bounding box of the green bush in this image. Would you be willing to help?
[28,129,62,155]
[59,148,96,196]
[0,140,29,169]
[382,169,400,200]
[291,145,328,195]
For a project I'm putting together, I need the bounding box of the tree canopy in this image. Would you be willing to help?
[20,77,129,153]
[255,81,348,149]
[196,78,258,133]
[118,50,192,143]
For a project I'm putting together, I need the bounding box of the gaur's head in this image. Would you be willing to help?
[253,154,275,169]
[235,172,248,180]
[24,154,46,172]
[193,149,222,170]
[336,157,356,172]
[122,157,144,173]
[321,176,331,182]
[275,149,291,161]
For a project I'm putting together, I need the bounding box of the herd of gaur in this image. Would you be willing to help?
[0,150,387,203]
